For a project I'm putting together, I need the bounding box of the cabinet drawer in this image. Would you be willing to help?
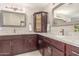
[66,44,79,56]
[0,35,22,40]
[0,40,11,56]
[22,35,37,39]
[52,47,64,56]
[69,45,79,53]
[43,38,65,52]
[51,39,65,52]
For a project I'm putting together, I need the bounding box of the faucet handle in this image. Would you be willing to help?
[60,29,64,35]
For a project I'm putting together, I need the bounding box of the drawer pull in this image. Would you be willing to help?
[72,51,79,55]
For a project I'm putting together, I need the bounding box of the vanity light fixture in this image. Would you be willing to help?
[5,6,23,11]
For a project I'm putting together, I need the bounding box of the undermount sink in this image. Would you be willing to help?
[56,35,79,40]
[56,35,65,38]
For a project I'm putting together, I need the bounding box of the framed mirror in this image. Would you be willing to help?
[0,10,26,27]
[53,3,79,26]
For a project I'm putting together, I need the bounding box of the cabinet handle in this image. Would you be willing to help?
[39,40,42,44]
[72,51,79,55]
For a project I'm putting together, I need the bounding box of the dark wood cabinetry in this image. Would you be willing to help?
[37,35,45,55]
[52,47,64,56]
[11,39,24,55]
[24,35,37,52]
[0,40,11,56]
[34,11,48,32]
[38,35,79,56]
[43,42,52,56]
[0,34,79,56]
[0,34,37,56]
[24,39,30,52]
[50,39,65,52]
[38,35,65,56]
[43,37,52,56]
[66,44,79,56]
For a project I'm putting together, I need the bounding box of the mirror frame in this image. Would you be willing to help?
[1,10,26,27]
[52,3,79,27]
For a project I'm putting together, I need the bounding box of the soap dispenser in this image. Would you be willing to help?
[28,23,32,32]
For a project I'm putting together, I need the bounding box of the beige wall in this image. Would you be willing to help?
[0,3,79,36]
[0,3,44,35]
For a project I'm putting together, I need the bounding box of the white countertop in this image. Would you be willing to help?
[38,33,79,48]
[0,32,79,48]
[0,32,36,36]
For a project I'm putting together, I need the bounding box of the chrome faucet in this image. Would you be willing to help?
[60,29,64,35]
[13,28,16,33]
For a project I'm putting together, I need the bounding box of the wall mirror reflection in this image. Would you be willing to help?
[53,3,79,26]
[0,10,26,27]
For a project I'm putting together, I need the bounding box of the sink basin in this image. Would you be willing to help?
[56,35,79,40]
[56,35,65,38]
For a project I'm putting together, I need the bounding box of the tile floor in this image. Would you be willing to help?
[16,50,41,56]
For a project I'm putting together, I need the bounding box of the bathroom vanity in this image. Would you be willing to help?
[0,33,79,56]
[0,34,37,56]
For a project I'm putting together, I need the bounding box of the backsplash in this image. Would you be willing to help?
[51,25,79,36]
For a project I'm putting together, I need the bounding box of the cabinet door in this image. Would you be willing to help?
[43,46,52,56]
[38,39,44,55]
[35,14,42,32]
[38,35,45,55]
[69,51,79,56]
[34,12,47,32]
[24,39,30,52]
[41,13,47,32]
[50,39,65,52]
[52,47,64,56]
[28,38,37,50]
[0,40,11,56]
[66,44,79,56]
[11,39,24,55]
[43,41,52,56]
[24,35,37,52]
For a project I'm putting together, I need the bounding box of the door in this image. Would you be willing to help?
[11,39,24,55]
[0,40,11,56]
